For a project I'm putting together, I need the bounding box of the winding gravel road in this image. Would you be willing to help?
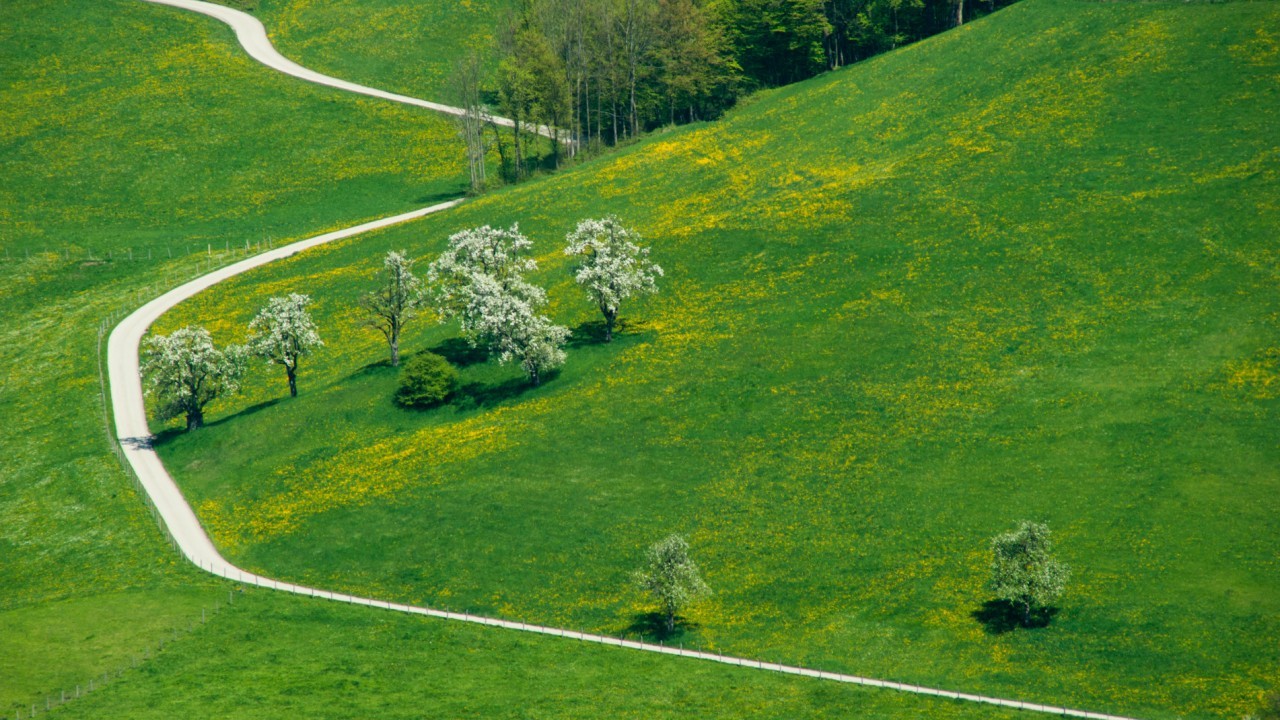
[141,0,558,138]
[104,2,1143,718]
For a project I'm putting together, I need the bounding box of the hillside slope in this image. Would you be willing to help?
[157,1,1280,717]
[4,1,923,717]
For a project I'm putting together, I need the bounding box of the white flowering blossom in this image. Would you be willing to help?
[633,534,711,634]
[464,273,569,385]
[361,250,427,367]
[564,216,663,341]
[427,224,539,317]
[427,224,568,385]
[247,293,323,397]
[141,326,247,431]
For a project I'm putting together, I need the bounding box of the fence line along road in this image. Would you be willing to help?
[106,4,1142,718]
[139,0,561,141]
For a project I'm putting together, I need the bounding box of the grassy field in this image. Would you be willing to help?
[0,0,460,706]
[51,588,1024,720]
[152,1,1280,718]
[214,0,513,100]
[0,0,1027,717]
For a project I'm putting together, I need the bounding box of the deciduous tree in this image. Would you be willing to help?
[141,326,246,431]
[361,250,427,367]
[634,534,711,634]
[564,216,663,341]
[248,293,323,398]
[988,521,1070,627]
[429,224,569,385]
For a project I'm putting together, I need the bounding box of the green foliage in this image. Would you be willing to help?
[396,352,459,408]
[720,0,831,86]
[634,534,711,633]
[988,521,1070,627]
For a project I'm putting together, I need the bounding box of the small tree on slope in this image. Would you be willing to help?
[988,521,1070,627]
[361,250,427,367]
[248,293,323,398]
[634,534,711,634]
[142,326,246,431]
[564,216,663,342]
[464,273,569,386]
[428,224,569,385]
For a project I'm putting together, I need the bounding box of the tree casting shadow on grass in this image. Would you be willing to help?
[567,318,655,349]
[971,599,1059,635]
[624,612,701,643]
[150,397,284,446]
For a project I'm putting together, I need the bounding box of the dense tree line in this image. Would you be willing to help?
[460,0,1018,185]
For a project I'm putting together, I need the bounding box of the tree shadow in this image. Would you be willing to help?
[453,371,560,410]
[971,600,1058,635]
[567,318,653,349]
[427,338,489,368]
[624,612,701,643]
[413,190,464,205]
[148,398,285,446]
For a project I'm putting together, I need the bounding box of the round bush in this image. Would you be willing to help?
[395,352,459,408]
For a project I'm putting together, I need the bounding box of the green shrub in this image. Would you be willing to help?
[395,352,459,408]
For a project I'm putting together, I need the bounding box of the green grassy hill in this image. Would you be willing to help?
[5,0,925,717]
[215,0,512,99]
[153,1,1280,718]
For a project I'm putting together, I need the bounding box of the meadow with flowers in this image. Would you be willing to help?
[0,0,956,716]
[146,0,1280,718]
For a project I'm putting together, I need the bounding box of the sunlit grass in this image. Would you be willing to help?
[156,1,1280,718]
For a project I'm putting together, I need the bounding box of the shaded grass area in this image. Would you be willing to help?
[155,1,1280,718]
[212,0,513,100]
[54,589,1024,720]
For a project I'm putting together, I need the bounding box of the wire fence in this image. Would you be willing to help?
[6,589,248,720]
[96,314,184,559]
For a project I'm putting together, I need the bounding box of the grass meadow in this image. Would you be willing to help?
[213,0,513,100]
[0,0,1044,716]
[151,1,1280,718]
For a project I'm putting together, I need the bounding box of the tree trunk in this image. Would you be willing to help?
[389,335,400,367]
[955,0,964,26]
[1022,599,1031,627]
[186,407,204,431]
[287,367,298,397]
[665,607,675,633]
[530,366,541,387]
[603,308,616,342]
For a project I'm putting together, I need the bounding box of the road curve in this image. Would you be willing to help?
[105,4,1141,718]
[140,0,559,139]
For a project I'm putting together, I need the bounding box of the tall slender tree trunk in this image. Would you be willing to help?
[389,334,400,367]
[287,366,298,397]
[955,0,964,26]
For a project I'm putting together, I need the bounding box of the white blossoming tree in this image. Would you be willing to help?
[427,224,538,315]
[248,293,323,398]
[141,326,247,431]
[634,534,711,635]
[361,250,427,367]
[989,521,1070,627]
[464,273,569,386]
[428,224,569,385]
[564,216,663,342]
